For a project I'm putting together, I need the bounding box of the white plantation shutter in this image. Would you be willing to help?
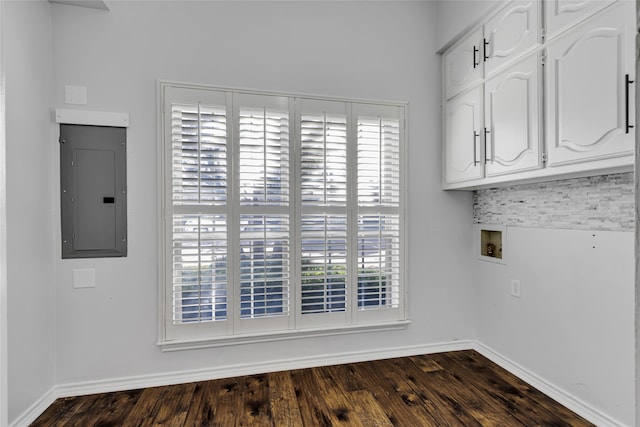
[357,116,401,207]
[172,214,228,323]
[236,95,292,332]
[356,106,402,320]
[300,112,347,205]
[170,104,229,323]
[239,215,290,318]
[160,83,405,346]
[171,104,227,205]
[239,107,290,206]
[299,102,349,321]
[300,214,348,315]
[357,215,400,309]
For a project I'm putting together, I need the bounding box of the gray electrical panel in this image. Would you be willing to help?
[60,124,127,258]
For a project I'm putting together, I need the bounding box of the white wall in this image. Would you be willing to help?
[475,227,635,426]
[4,1,57,423]
[50,1,475,387]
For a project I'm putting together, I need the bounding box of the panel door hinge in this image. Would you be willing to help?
[540,27,546,42]
[541,55,546,66]
[542,152,548,163]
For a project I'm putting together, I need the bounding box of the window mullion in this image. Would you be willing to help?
[229,91,240,334]
[263,107,267,205]
[291,98,301,329]
[323,113,328,206]
[346,103,357,325]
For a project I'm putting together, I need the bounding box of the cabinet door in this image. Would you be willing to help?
[485,0,540,75]
[485,54,542,177]
[545,0,617,39]
[546,3,635,167]
[444,28,484,100]
[444,86,484,184]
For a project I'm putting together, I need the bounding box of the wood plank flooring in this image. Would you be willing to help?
[31,350,594,426]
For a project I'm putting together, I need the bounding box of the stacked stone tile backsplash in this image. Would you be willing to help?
[473,172,635,231]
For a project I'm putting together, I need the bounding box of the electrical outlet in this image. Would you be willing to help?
[510,279,521,298]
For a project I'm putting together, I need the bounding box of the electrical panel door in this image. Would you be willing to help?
[60,124,127,258]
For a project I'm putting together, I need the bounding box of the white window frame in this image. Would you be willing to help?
[158,81,409,351]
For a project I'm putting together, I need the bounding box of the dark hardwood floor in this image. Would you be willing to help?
[31,350,594,426]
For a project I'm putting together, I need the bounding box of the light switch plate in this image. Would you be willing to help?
[73,268,95,288]
[510,279,521,298]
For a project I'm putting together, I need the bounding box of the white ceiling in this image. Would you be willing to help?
[49,0,109,11]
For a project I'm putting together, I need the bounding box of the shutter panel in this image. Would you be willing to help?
[356,114,401,310]
[240,215,290,318]
[172,215,228,323]
[170,101,229,326]
[237,102,291,323]
[299,106,349,316]
[301,215,347,314]
[357,214,400,309]
[239,108,289,206]
[172,104,227,205]
[357,117,400,207]
[300,113,347,206]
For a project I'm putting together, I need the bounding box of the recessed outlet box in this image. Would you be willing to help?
[476,224,506,264]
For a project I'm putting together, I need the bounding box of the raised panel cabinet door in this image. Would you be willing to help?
[545,0,618,39]
[485,54,542,177]
[444,28,484,100]
[485,0,540,75]
[546,2,635,167]
[444,86,484,184]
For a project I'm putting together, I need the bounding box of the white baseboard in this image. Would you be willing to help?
[10,339,474,426]
[10,340,626,427]
[9,387,56,427]
[473,341,628,427]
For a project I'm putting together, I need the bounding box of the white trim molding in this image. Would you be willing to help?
[9,340,473,426]
[0,0,7,424]
[8,387,56,427]
[9,340,628,427]
[473,341,629,427]
[55,108,129,127]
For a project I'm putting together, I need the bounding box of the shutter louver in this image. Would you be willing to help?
[357,118,400,207]
[238,105,291,320]
[172,215,228,323]
[300,110,348,315]
[300,114,347,206]
[357,116,401,310]
[171,102,229,325]
[239,108,289,206]
[172,104,227,205]
[301,215,347,314]
[357,214,400,309]
[240,215,290,318]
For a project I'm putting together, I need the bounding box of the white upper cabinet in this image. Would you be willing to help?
[484,1,540,75]
[545,2,635,167]
[485,54,542,177]
[545,0,618,39]
[444,28,484,100]
[444,86,484,184]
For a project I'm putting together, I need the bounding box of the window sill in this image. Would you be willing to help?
[158,320,411,352]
